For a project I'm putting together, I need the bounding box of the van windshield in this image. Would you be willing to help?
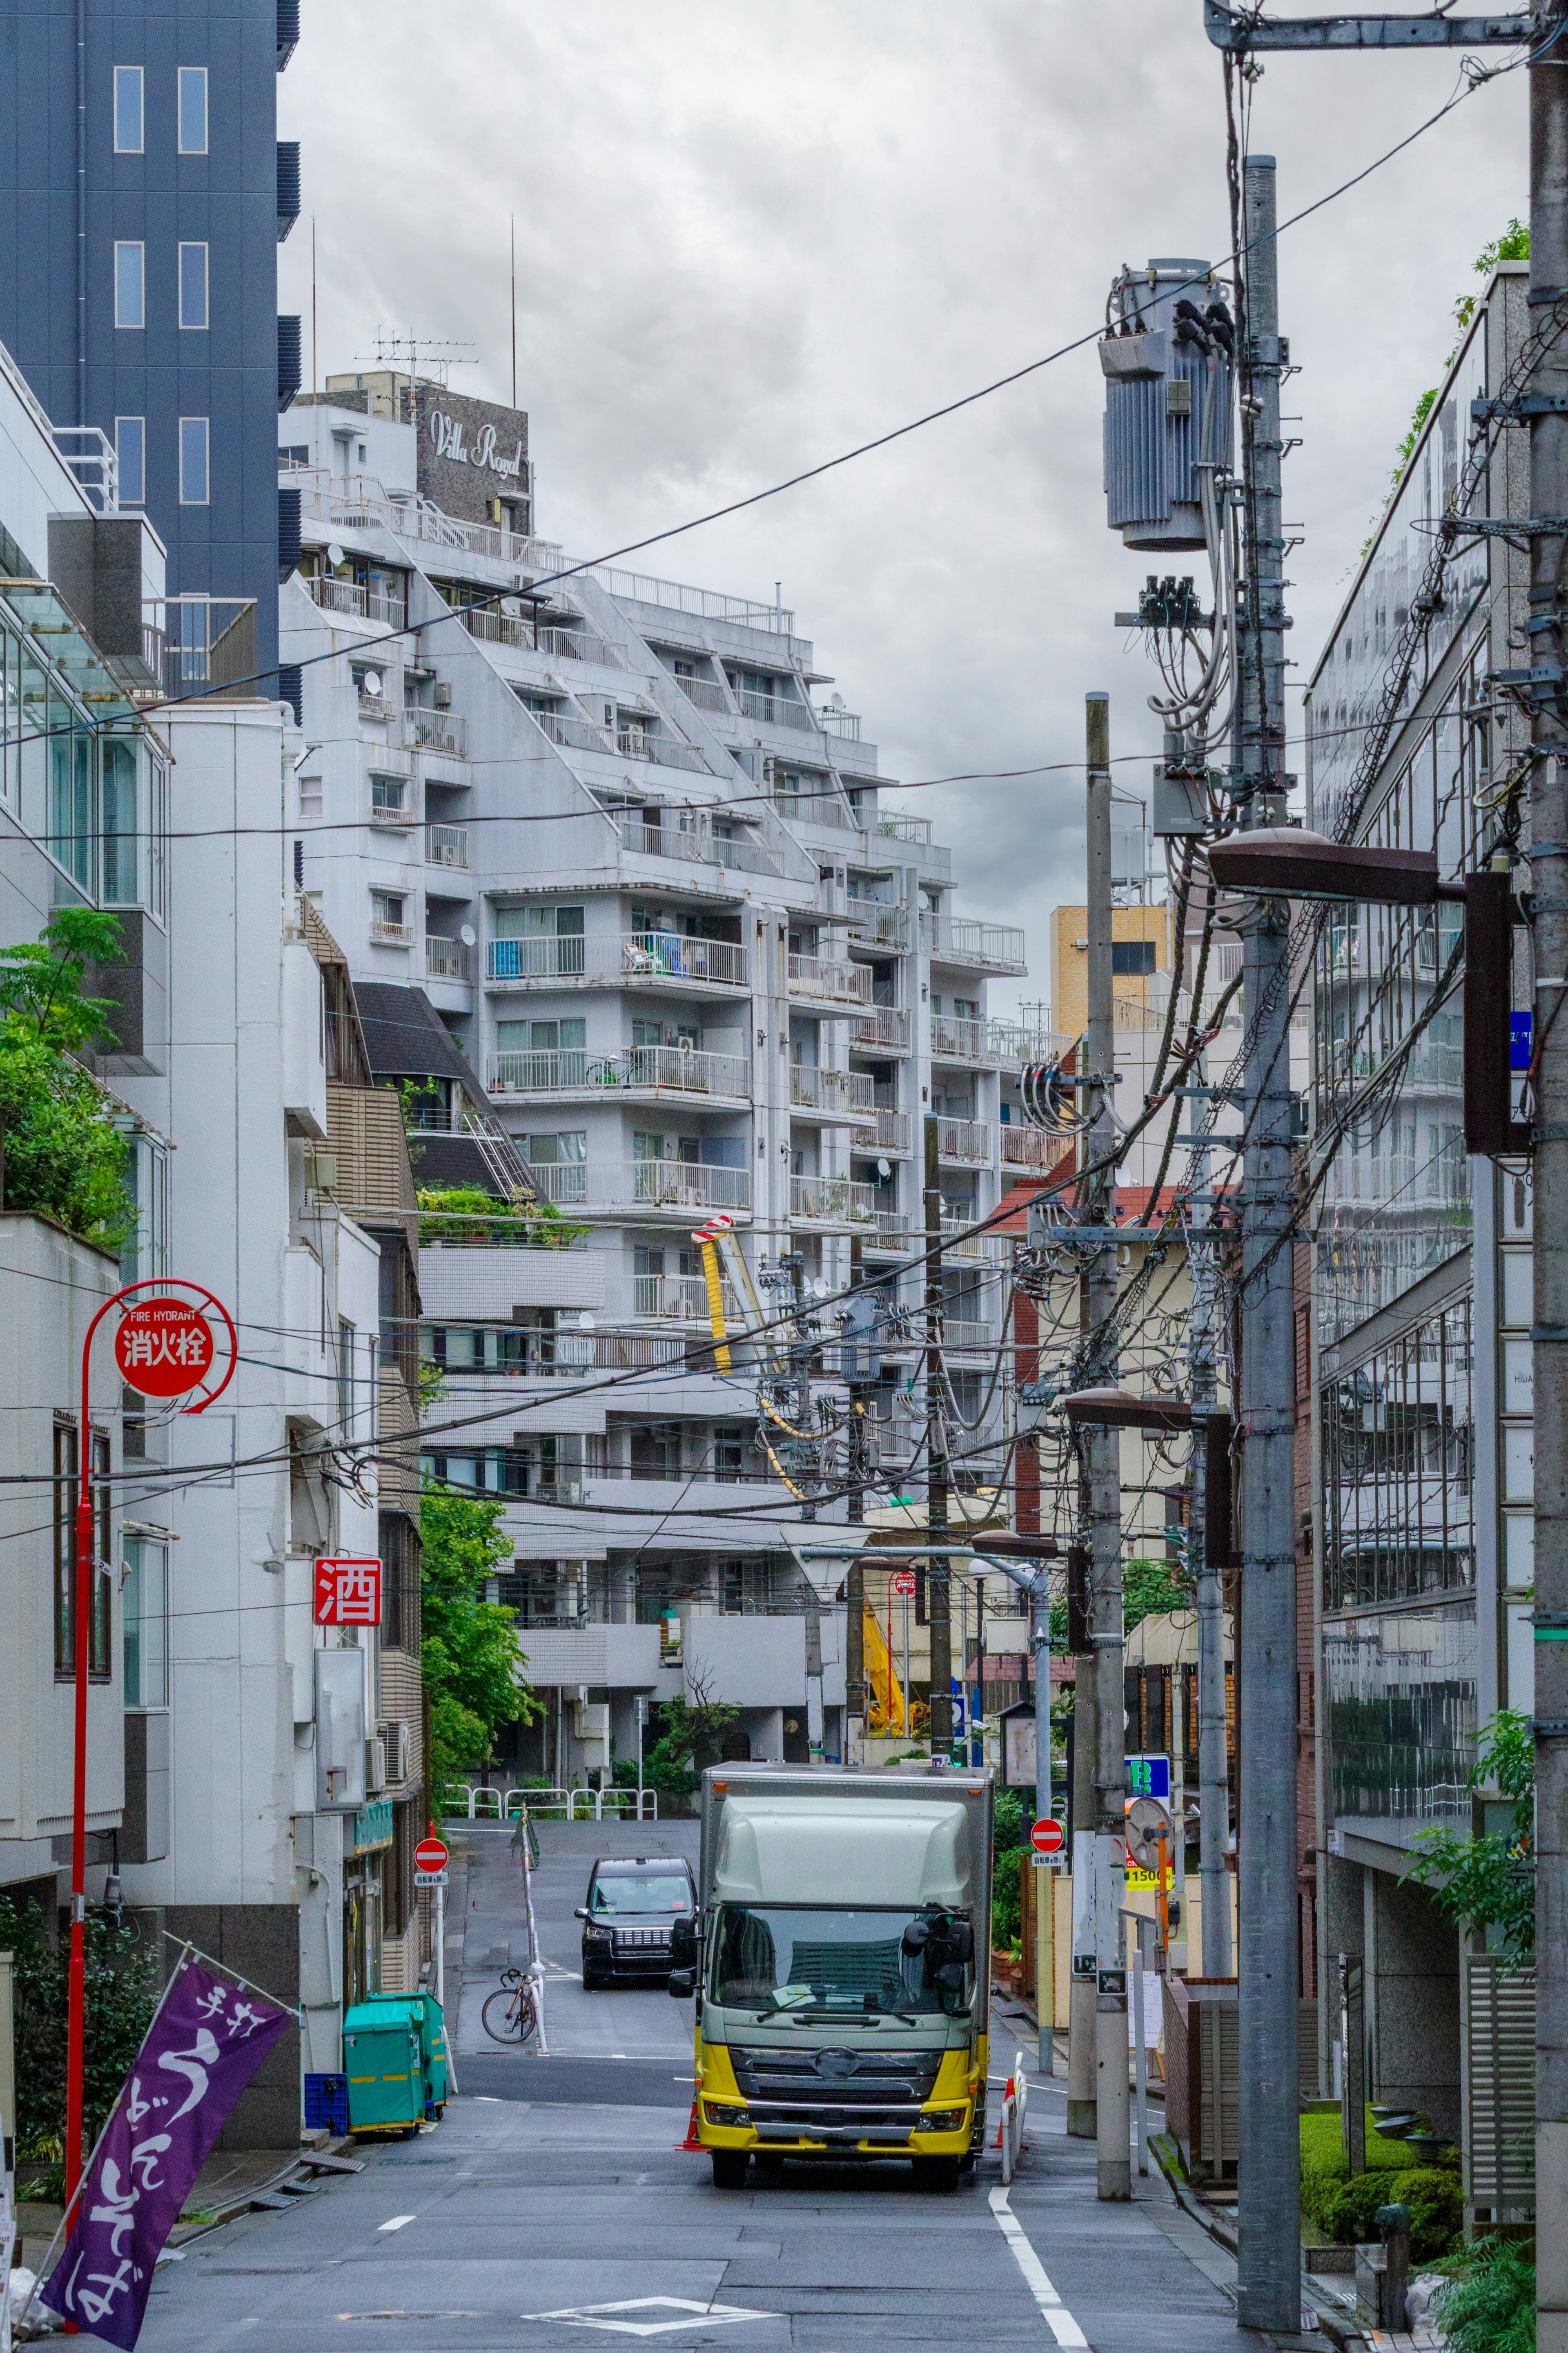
[710,1904,971,2016]
[590,1871,691,1916]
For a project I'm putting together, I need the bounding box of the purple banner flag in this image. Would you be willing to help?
[40,1954,290,2348]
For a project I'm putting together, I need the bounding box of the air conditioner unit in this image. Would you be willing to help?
[365,1734,388,1795]
[381,1719,411,1785]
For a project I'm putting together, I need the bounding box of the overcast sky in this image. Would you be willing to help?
[278,2,1527,1019]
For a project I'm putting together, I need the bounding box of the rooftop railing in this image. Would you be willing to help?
[920,912,1028,972]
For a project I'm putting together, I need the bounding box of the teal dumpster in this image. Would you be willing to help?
[397,1990,450,2115]
[343,1999,424,2138]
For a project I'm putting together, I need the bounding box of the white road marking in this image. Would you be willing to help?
[377,2214,417,2233]
[522,2297,777,2337]
[989,2188,1089,2349]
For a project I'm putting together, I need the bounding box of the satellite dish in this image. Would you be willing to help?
[459,923,477,947]
[877,1157,892,1179]
[829,691,846,711]
[327,542,345,567]
[578,1313,597,1331]
[362,669,383,698]
[810,1278,831,1298]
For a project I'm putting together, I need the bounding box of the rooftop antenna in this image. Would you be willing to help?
[510,215,517,408]
[354,329,476,427]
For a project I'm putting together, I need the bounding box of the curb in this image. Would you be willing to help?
[1147,2134,1366,2353]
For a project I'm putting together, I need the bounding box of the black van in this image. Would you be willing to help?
[577,1854,697,1989]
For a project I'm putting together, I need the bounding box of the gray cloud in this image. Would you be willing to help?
[280,1,1525,1016]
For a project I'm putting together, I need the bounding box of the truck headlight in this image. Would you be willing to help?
[704,2102,751,2127]
[920,2108,968,2132]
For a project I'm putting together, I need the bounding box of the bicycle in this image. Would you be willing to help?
[481,1964,539,2046]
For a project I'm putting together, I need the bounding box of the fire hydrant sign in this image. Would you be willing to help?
[314,1555,383,1626]
[114,1298,215,1396]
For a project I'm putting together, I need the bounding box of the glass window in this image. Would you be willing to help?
[115,417,145,505]
[177,65,207,154]
[590,1867,691,1915]
[101,734,143,906]
[123,1537,168,1707]
[54,1423,111,1681]
[114,241,145,330]
[178,242,208,330]
[709,1904,973,2017]
[113,66,143,154]
[178,417,208,503]
[48,706,96,893]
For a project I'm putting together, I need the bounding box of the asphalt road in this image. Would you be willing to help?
[132,1820,1316,2353]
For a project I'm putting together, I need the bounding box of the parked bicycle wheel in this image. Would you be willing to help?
[482,1986,526,2043]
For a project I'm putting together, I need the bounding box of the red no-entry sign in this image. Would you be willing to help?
[114,1298,216,1396]
[415,1836,450,1874]
[1030,1817,1066,1856]
[890,1570,917,1599]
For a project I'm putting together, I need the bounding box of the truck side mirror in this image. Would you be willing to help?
[944,1920,974,1964]
[668,1969,695,1998]
[671,1918,698,1968]
[901,1921,931,1958]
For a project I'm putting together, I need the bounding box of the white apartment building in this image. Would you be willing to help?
[279,373,1035,1779]
[0,333,424,2143]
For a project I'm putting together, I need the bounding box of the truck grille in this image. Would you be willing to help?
[729,2046,944,2106]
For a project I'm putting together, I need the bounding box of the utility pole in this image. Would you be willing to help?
[1232,152,1300,2335]
[1188,1040,1232,1978]
[844,1233,870,1767]
[1085,691,1130,2200]
[924,1113,952,1758]
[1531,13,1568,2346]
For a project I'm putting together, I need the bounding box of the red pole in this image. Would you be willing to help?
[64,1314,99,2250]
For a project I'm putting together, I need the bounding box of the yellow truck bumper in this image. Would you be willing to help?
[695,2044,978,2157]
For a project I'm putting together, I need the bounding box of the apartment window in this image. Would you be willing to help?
[123,1536,168,1707]
[115,417,145,505]
[379,1512,422,1655]
[114,241,145,330]
[113,66,144,154]
[370,889,407,937]
[177,65,208,154]
[178,242,208,330]
[1111,939,1157,977]
[178,417,208,504]
[54,1422,111,1681]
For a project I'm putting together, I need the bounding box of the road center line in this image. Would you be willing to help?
[377,2215,416,2233]
[989,2187,1089,2349]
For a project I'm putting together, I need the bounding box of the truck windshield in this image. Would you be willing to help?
[710,1905,971,2017]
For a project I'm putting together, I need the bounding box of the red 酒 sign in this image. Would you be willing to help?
[890,1570,917,1599]
[414,1836,449,1874]
[1030,1816,1066,1856]
[114,1300,215,1397]
[313,1556,383,1627]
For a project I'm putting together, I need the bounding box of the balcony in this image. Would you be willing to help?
[528,708,615,756]
[622,1272,743,1326]
[789,1174,879,1230]
[486,932,749,992]
[938,1318,993,1352]
[305,573,408,631]
[426,936,471,981]
[788,1064,875,1122]
[875,812,932,845]
[1002,1125,1061,1172]
[787,954,873,1007]
[734,686,818,734]
[935,1117,994,1166]
[849,1004,911,1055]
[845,901,910,953]
[488,1045,751,1104]
[931,1014,1000,1065]
[459,605,627,669]
[777,788,854,833]
[674,674,729,714]
[368,776,417,828]
[814,705,862,741]
[428,824,469,870]
[406,710,467,759]
[370,919,414,947]
[989,1017,1072,1065]
[592,564,794,635]
[864,1209,913,1254]
[612,807,783,879]
[617,727,712,776]
[529,1160,752,1217]
[920,913,1028,973]
[869,1107,912,1155]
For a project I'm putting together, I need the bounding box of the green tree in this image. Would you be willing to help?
[640,1679,742,1809]
[414,1181,585,1249]
[419,1477,539,1813]
[1403,1708,1534,1965]
[0,1895,159,2188]
[0,910,136,1249]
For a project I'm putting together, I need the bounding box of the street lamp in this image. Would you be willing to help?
[1205,827,1443,905]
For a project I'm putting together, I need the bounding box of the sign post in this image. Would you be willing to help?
[67,1282,234,2221]
[1030,1819,1064,2079]
[417,1837,450,2014]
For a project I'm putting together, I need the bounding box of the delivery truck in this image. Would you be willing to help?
[669,1760,993,2191]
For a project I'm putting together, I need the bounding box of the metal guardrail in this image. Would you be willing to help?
[455,1784,659,1822]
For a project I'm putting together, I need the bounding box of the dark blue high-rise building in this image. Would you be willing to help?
[0,1,301,689]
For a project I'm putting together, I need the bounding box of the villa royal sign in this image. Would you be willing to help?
[414,385,531,530]
[427,406,525,484]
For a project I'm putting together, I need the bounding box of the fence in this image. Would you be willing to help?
[454,1784,659,1822]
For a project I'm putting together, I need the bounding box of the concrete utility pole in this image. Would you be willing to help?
[924,1113,953,1757]
[1232,152,1300,2335]
[1532,12,1568,2344]
[1188,1073,1232,1978]
[1084,692,1131,2201]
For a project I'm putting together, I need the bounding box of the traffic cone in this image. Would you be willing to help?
[992,2074,1015,2148]
[680,2093,703,2152]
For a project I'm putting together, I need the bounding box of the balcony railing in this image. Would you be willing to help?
[427,823,469,869]
[866,1209,913,1250]
[846,902,910,952]
[788,1064,875,1119]
[849,1004,911,1054]
[426,936,471,981]
[939,1318,993,1352]
[528,708,615,756]
[485,932,750,990]
[293,473,562,572]
[369,779,417,826]
[488,1046,750,1100]
[876,811,932,845]
[787,954,873,1006]
[814,705,862,740]
[593,567,793,632]
[789,1174,879,1228]
[1002,1124,1062,1171]
[735,686,817,733]
[935,1117,994,1165]
[777,790,853,832]
[370,919,414,946]
[406,710,467,758]
[872,1107,912,1153]
[674,674,729,713]
[612,808,783,879]
[989,1018,1073,1064]
[931,1015,996,1064]
[624,1272,743,1325]
[920,913,1028,971]
[611,727,711,775]
[529,1160,752,1213]
[305,573,408,630]
[458,605,627,669]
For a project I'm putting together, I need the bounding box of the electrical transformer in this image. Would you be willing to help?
[1102,257,1231,551]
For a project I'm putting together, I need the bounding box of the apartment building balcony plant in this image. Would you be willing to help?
[427,824,469,870]
[485,932,750,992]
[931,1013,1003,1065]
[875,811,932,845]
[788,1064,875,1122]
[935,1117,994,1166]
[528,1160,751,1217]
[788,1173,878,1230]
[864,1209,914,1255]
[846,1004,911,1056]
[786,953,873,1007]
[869,1107,912,1154]
[426,935,471,981]
[1002,1125,1060,1172]
[488,1045,751,1105]
[406,710,467,758]
[919,912,1028,973]
[305,573,407,630]
[612,807,783,880]
[845,902,910,953]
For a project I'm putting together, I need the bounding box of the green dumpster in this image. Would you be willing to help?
[393,1990,450,2114]
[343,1999,424,2138]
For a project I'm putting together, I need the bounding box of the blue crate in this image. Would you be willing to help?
[304,2072,349,2134]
